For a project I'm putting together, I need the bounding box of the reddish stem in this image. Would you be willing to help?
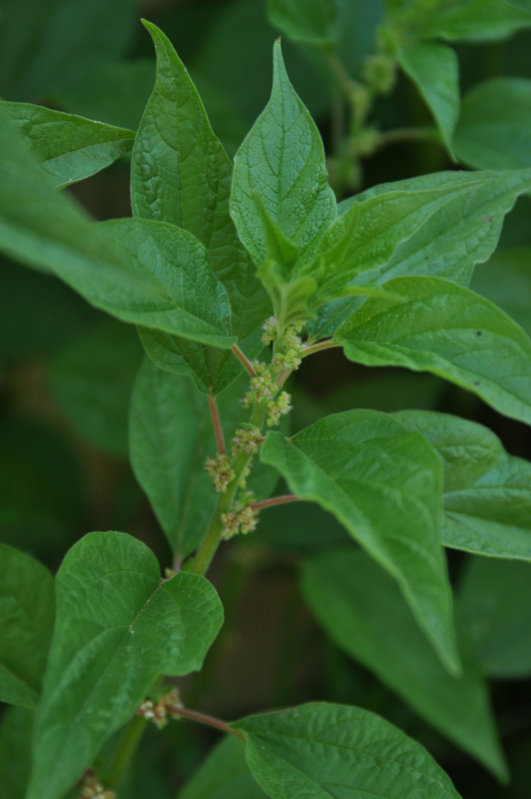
[231,344,257,377]
[251,494,300,512]
[208,395,226,454]
[166,705,245,741]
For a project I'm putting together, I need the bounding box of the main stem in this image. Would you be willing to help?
[186,401,268,576]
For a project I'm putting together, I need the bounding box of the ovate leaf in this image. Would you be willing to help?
[267,0,337,44]
[340,168,531,286]
[231,41,336,268]
[302,548,507,780]
[232,703,462,799]
[0,544,54,708]
[455,77,531,171]
[28,531,223,799]
[335,276,531,426]
[179,736,268,799]
[1,102,134,186]
[396,411,531,560]
[0,111,234,348]
[393,40,459,156]
[459,557,531,678]
[260,410,459,672]
[132,21,268,394]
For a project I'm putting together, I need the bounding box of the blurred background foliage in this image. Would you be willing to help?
[0,1,530,797]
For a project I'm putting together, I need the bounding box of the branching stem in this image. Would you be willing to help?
[166,705,245,741]
[231,344,257,377]
[208,395,226,454]
[251,494,300,512]
[301,340,341,358]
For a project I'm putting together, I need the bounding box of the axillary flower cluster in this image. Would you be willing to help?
[204,317,304,541]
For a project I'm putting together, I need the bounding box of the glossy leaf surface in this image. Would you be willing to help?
[0,544,54,708]
[302,548,507,780]
[335,276,531,426]
[261,410,459,671]
[232,703,462,799]
[2,102,134,186]
[231,41,336,268]
[396,411,531,560]
[28,531,223,799]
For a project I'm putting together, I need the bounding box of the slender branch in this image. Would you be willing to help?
[231,344,257,377]
[166,705,245,741]
[208,395,226,454]
[104,714,148,788]
[301,340,341,358]
[377,127,440,147]
[251,494,300,512]
[320,46,355,104]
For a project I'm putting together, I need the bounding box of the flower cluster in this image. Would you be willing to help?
[231,426,263,457]
[261,316,277,345]
[271,326,304,374]
[138,688,182,730]
[204,453,235,493]
[221,504,258,540]
[78,773,115,799]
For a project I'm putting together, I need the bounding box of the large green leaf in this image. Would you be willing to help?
[335,276,531,426]
[132,21,268,395]
[232,702,462,798]
[267,0,337,43]
[0,111,235,348]
[455,77,531,171]
[459,557,531,678]
[387,0,531,42]
[302,548,507,780]
[472,247,531,335]
[0,706,33,799]
[231,41,336,268]
[396,411,531,560]
[339,168,531,286]
[129,360,282,558]
[28,531,223,799]
[1,102,134,186]
[299,179,478,301]
[179,736,268,799]
[0,0,137,101]
[393,40,459,156]
[260,410,459,672]
[0,545,54,708]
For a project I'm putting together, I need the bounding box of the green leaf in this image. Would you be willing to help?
[132,21,268,395]
[28,531,223,799]
[129,360,282,558]
[388,0,531,42]
[0,706,33,799]
[459,557,531,678]
[179,736,268,799]
[0,0,138,101]
[0,545,55,708]
[302,548,507,780]
[455,77,531,171]
[339,168,531,286]
[0,111,235,348]
[299,179,478,301]
[335,276,531,426]
[231,40,336,269]
[396,411,531,560]
[472,247,531,335]
[48,319,143,457]
[393,41,459,156]
[260,410,459,672]
[1,102,134,186]
[232,702,462,799]
[267,0,337,43]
